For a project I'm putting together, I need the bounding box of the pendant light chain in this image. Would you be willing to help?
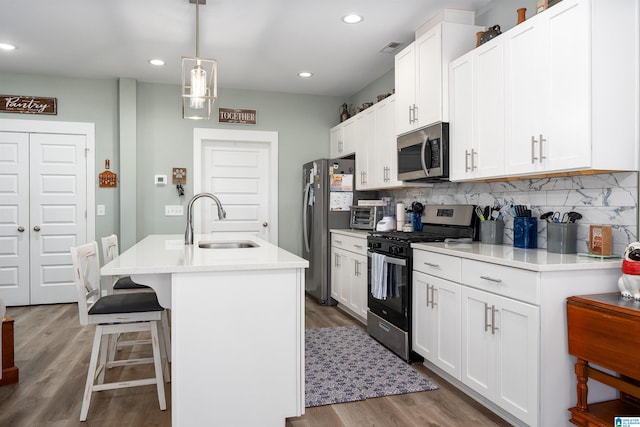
[195,0,200,59]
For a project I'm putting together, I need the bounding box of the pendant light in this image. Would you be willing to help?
[182,0,217,120]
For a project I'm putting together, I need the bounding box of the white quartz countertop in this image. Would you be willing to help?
[101,234,308,275]
[411,241,622,272]
[330,228,371,238]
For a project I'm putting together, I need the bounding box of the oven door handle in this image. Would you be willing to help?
[367,251,407,267]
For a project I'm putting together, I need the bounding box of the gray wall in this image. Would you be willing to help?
[0,74,120,245]
[135,82,343,254]
[1,73,343,255]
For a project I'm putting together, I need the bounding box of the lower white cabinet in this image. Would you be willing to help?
[461,286,538,427]
[412,271,461,380]
[411,246,619,426]
[330,232,368,322]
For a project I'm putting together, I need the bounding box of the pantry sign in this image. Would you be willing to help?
[218,107,257,125]
[1,95,57,115]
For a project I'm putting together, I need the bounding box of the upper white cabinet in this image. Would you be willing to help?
[354,107,376,189]
[450,0,639,180]
[504,0,591,175]
[329,125,344,158]
[330,95,430,190]
[395,22,482,136]
[449,37,505,180]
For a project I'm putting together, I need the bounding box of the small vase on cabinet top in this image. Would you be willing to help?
[517,8,527,24]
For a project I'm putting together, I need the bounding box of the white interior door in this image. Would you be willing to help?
[29,133,87,304]
[0,132,30,305]
[0,119,94,306]
[194,129,278,244]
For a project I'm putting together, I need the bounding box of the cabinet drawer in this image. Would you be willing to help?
[331,234,367,255]
[461,259,539,305]
[413,250,461,282]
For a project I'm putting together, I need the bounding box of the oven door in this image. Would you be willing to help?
[397,122,448,182]
[367,250,409,331]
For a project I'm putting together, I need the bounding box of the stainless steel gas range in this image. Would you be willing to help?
[366,204,478,362]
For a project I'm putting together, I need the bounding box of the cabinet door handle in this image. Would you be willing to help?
[408,105,413,124]
[33,225,41,232]
[480,275,502,283]
[354,260,360,276]
[484,302,491,332]
[491,305,499,335]
[413,104,418,123]
[430,286,437,309]
[354,244,363,250]
[335,239,342,244]
[423,262,440,268]
[531,136,538,164]
[471,148,478,170]
[426,284,431,307]
[464,149,471,172]
[338,141,343,153]
[17,226,25,232]
[539,134,546,162]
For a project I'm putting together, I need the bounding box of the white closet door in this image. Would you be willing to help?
[29,133,87,304]
[0,132,30,306]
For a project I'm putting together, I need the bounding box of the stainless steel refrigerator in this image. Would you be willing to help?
[302,158,355,305]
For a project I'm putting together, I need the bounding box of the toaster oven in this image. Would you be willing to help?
[350,206,383,230]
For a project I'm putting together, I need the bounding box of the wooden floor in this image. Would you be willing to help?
[0,297,512,426]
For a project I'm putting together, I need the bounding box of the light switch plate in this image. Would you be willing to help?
[97,204,105,216]
[165,205,184,216]
[155,175,168,185]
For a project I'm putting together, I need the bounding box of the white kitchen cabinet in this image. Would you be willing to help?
[412,243,620,427]
[449,37,505,181]
[504,0,638,176]
[354,107,375,190]
[461,285,538,427]
[347,95,429,190]
[329,124,344,158]
[330,232,368,323]
[329,113,359,159]
[395,22,482,136]
[413,270,462,380]
[371,96,403,188]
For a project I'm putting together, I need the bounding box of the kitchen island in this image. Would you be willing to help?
[101,234,308,427]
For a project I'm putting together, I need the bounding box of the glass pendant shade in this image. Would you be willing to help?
[182,56,217,119]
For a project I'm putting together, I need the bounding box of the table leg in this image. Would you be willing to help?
[575,358,589,411]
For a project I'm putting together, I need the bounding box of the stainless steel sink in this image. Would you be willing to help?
[198,241,258,249]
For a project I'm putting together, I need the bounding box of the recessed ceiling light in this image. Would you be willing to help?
[342,14,363,24]
[148,59,165,66]
[298,72,313,78]
[0,43,16,51]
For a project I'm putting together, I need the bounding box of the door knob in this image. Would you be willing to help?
[262,222,268,227]
[33,226,41,232]
[17,226,25,232]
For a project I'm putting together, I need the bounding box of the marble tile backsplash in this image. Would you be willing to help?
[380,172,638,256]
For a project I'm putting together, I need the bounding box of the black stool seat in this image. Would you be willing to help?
[113,276,151,290]
[88,293,163,315]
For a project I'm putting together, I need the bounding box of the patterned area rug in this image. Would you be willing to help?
[305,326,437,407]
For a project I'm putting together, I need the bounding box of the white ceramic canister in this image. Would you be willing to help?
[396,202,405,231]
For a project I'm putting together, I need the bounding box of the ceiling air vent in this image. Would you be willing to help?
[379,42,404,54]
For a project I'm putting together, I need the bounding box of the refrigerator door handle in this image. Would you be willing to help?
[303,182,312,253]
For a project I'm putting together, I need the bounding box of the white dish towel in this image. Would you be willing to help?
[370,253,387,300]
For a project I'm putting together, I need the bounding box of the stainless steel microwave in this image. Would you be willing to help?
[397,122,449,182]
